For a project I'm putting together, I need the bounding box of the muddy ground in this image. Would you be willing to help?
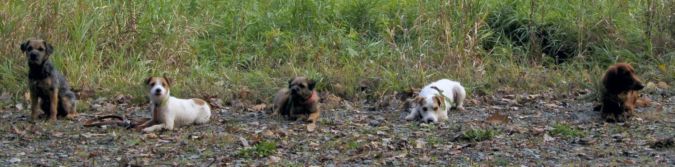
[0,87,673,166]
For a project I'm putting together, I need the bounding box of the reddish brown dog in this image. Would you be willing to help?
[273,77,320,131]
[600,63,644,122]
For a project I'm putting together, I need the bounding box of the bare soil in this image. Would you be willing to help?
[0,89,673,166]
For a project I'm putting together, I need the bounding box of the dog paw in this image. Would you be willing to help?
[66,113,79,120]
[306,123,317,132]
[457,106,466,111]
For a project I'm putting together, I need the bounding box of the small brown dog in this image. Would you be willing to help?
[20,39,78,121]
[273,77,320,131]
[599,63,644,122]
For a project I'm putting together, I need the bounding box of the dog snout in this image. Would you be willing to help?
[153,89,162,95]
[423,118,434,123]
[29,53,38,60]
[634,83,645,90]
[290,87,299,94]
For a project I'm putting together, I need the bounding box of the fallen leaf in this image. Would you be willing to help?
[415,139,426,149]
[657,81,670,89]
[486,112,509,124]
[144,133,158,139]
[104,103,116,112]
[531,127,545,135]
[307,123,317,132]
[545,103,561,109]
[249,104,267,112]
[309,141,320,148]
[15,103,24,111]
[267,156,281,164]
[11,126,26,136]
[23,92,30,102]
[238,136,250,147]
[544,133,555,142]
[0,92,11,101]
[450,149,462,155]
[52,132,64,137]
[262,130,276,138]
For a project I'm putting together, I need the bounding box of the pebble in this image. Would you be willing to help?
[9,157,20,163]
[522,148,540,159]
[369,120,381,127]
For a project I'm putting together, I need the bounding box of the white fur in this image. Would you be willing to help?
[143,78,211,132]
[405,79,466,123]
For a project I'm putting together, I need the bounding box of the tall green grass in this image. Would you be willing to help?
[1,0,673,105]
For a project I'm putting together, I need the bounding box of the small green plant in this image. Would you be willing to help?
[550,123,585,138]
[462,128,498,142]
[427,136,442,146]
[346,140,361,150]
[237,140,277,158]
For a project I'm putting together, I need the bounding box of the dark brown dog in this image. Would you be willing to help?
[273,77,320,131]
[599,63,644,122]
[20,39,78,121]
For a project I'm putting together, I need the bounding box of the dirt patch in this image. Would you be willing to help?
[0,90,673,166]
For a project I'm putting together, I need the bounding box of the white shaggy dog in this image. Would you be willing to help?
[141,77,211,132]
[405,79,466,123]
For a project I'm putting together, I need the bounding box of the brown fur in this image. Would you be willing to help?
[273,77,321,128]
[145,77,171,89]
[192,98,207,105]
[21,39,78,121]
[600,63,645,122]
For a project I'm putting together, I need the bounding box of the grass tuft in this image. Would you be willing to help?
[237,140,277,158]
[0,0,672,106]
[550,123,586,138]
[462,128,498,142]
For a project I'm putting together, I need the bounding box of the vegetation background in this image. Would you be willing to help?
[1,0,673,103]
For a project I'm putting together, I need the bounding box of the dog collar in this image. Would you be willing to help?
[304,91,317,104]
[430,86,449,109]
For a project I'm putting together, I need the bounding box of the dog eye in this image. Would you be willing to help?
[433,107,438,110]
[422,107,427,111]
[37,48,44,51]
[299,84,305,88]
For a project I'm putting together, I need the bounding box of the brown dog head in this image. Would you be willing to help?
[603,63,644,93]
[288,76,316,100]
[20,39,54,65]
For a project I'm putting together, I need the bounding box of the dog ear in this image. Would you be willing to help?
[163,77,172,87]
[20,41,29,52]
[415,96,425,106]
[308,79,316,90]
[288,78,295,88]
[433,95,444,108]
[144,77,153,85]
[44,41,54,55]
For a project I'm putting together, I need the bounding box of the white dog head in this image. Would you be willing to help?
[145,77,171,101]
[414,95,444,123]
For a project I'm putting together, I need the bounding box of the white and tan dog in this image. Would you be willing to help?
[405,79,466,123]
[141,77,211,132]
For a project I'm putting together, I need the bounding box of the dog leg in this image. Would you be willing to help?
[404,109,419,121]
[30,91,40,120]
[307,111,321,124]
[143,124,165,132]
[137,106,156,130]
[63,91,78,119]
[440,103,450,121]
[163,117,175,130]
[49,88,59,121]
[454,87,466,111]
